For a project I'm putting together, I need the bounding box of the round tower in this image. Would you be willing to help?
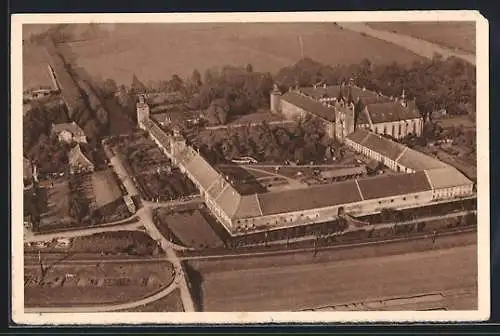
[136,94,150,128]
[270,83,282,114]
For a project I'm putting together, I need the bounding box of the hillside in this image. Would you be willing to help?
[366,22,476,54]
[50,22,423,87]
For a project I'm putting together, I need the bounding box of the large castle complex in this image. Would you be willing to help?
[137,83,474,236]
[271,83,423,142]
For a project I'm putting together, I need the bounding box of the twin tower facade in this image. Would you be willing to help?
[270,83,356,143]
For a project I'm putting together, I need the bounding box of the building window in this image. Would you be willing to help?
[415,195,419,199]
[413,121,417,134]
[398,124,402,137]
[403,197,406,201]
[392,124,396,136]
[383,125,387,134]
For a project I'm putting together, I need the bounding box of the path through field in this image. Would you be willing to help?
[337,22,475,66]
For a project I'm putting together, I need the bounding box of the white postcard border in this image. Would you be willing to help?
[11,10,490,325]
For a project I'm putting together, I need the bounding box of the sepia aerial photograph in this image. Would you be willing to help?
[12,11,489,324]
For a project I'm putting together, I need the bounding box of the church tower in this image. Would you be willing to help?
[270,83,282,114]
[334,100,356,143]
[136,94,150,129]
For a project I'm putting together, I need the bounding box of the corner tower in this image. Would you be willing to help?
[136,94,150,129]
[270,83,282,114]
[334,99,356,142]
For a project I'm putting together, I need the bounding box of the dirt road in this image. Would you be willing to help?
[337,23,475,66]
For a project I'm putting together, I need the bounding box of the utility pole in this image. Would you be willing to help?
[298,36,304,59]
[313,235,318,257]
[38,250,45,283]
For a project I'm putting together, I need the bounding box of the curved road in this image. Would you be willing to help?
[24,218,143,243]
[25,275,179,313]
[337,22,475,66]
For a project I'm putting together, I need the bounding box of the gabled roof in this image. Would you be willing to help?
[397,148,448,171]
[366,102,420,124]
[68,144,93,168]
[281,91,336,122]
[51,121,85,137]
[301,85,389,105]
[257,180,363,216]
[357,172,432,200]
[181,149,220,191]
[424,167,472,189]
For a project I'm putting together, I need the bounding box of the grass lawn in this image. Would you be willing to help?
[367,22,475,54]
[154,208,225,249]
[91,169,123,208]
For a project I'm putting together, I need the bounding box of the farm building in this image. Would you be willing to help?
[68,145,94,175]
[270,83,423,141]
[51,122,87,144]
[139,98,474,236]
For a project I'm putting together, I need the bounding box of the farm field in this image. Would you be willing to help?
[25,230,158,255]
[23,22,424,89]
[23,43,53,90]
[24,260,174,307]
[367,22,476,54]
[189,234,477,311]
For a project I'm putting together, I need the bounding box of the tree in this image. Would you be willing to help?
[169,74,184,92]
[206,98,230,125]
[100,78,118,98]
[131,73,147,94]
[192,69,202,87]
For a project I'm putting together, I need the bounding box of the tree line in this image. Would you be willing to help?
[275,56,476,120]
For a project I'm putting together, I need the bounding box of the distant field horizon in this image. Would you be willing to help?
[22,22,425,90]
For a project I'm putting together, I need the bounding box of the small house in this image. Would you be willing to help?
[51,122,87,144]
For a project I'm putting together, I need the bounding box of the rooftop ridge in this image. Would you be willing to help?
[423,169,435,189]
[395,146,409,163]
[354,179,364,201]
[255,193,264,217]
